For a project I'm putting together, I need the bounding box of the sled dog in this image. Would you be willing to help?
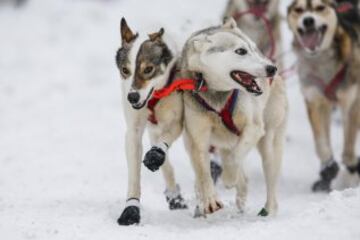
[181,18,288,216]
[115,18,187,225]
[287,0,360,191]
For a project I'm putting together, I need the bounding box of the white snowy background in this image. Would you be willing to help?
[0,0,359,239]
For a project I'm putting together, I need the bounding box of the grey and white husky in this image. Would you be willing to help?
[115,18,187,226]
[180,18,288,216]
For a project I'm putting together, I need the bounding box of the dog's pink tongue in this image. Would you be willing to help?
[301,31,320,51]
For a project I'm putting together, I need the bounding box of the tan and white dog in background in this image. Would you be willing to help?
[115,18,187,226]
[181,19,288,216]
[287,0,360,192]
[224,0,282,66]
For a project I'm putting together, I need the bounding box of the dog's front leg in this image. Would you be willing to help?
[143,117,183,172]
[306,98,339,192]
[184,121,223,215]
[118,118,146,226]
[340,91,360,175]
[146,123,188,210]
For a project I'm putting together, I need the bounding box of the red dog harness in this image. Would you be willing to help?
[309,64,348,102]
[147,73,207,124]
[147,72,241,136]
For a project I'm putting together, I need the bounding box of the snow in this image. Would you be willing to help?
[0,0,359,239]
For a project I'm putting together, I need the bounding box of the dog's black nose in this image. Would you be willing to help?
[266,65,277,77]
[127,92,140,104]
[303,17,315,28]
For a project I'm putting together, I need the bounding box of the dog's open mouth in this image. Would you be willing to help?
[297,25,327,52]
[230,71,263,96]
[131,88,154,110]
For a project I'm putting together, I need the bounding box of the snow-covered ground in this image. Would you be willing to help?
[0,0,359,239]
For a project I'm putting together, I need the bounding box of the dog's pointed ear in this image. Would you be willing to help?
[121,17,137,45]
[222,17,237,29]
[148,28,165,42]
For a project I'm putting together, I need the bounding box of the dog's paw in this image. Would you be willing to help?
[165,185,188,210]
[194,205,206,218]
[258,201,277,217]
[167,195,188,210]
[312,161,339,193]
[312,179,332,192]
[117,206,140,226]
[346,157,360,176]
[143,147,166,172]
[258,208,269,217]
[203,197,223,214]
[210,161,223,184]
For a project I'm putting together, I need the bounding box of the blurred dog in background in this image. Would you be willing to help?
[287,0,360,192]
[224,0,282,65]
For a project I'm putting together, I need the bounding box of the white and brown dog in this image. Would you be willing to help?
[287,0,360,192]
[115,18,187,225]
[180,19,288,216]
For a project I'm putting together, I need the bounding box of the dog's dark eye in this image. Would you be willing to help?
[235,48,248,56]
[122,67,130,76]
[315,5,326,12]
[294,7,304,14]
[144,66,154,75]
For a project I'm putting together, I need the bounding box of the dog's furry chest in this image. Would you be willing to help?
[185,91,265,150]
[297,49,339,84]
[295,46,358,101]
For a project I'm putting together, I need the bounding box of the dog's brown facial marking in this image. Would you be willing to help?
[132,29,173,90]
[288,0,338,53]
[116,47,131,79]
[116,18,138,80]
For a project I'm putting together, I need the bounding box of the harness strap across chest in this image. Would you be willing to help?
[310,64,348,102]
[192,90,241,136]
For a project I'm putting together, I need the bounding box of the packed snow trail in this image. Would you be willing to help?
[0,0,359,239]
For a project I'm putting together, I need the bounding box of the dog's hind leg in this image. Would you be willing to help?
[220,149,239,188]
[118,119,146,226]
[161,158,188,210]
[306,98,339,192]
